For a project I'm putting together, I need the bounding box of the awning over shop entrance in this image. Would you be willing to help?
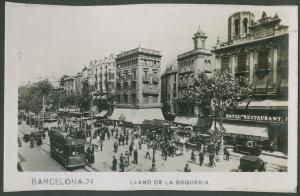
[95,110,108,118]
[109,108,164,124]
[174,116,210,127]
[215,122,268,141]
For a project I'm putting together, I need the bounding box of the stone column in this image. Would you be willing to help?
[249,50,254,83]
[273,47,278,87]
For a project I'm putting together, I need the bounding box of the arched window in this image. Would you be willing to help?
[234,19,239,37]
[243,18,248,34]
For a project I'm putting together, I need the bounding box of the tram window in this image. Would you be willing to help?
[70,146,77,156]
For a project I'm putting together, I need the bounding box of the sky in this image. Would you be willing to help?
[5,2,295,85]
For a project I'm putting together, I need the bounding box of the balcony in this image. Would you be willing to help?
[142,88,159,95]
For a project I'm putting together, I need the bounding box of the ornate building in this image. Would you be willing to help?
[109,47,164,125]
[174,27,215,130]
[213,11,288,153]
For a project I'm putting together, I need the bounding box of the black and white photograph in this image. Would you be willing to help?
[4,2,298,192]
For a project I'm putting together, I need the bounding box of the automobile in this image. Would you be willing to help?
[239,155,266,172]
[233,140,262,156]
[174,130,192,144]
[186,134,212,149]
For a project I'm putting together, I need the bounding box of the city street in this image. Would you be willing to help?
[18,123,287,172]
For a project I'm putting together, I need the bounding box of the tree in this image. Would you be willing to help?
[182,70,252,152]
[18,80,53,114]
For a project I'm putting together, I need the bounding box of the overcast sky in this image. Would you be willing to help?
[5,2,295,85]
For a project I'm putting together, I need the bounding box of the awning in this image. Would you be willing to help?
[214,122,268,141]
[109,108,164,124]
[174,116,210,127]
[237,100,288,110]
[95,110,108,118]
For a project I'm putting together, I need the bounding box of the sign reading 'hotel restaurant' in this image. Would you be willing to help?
[225,114,288,122]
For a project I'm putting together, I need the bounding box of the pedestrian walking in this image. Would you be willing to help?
[107,131,110,140]
[184,164,191,172]
[113,141,118,153]
[99,139,103,151]
[199,151,204,166]
[125,134,129,145]
[125,151,130,167]
[164,149,168,161]
[85,147,91,164]
[224,147,230,161]
[145,151,151,159]
[129,143,133,156]
[120,153,124,165]
[89,147,95,164]
[112,156,117,171]
[133,149,138,164]
[191,150,195,161]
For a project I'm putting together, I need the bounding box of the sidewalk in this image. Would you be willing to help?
[226,145,287,159]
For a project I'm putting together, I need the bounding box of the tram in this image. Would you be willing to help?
[49,128,86,168]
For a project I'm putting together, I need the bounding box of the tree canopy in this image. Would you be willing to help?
[18,80,53,114]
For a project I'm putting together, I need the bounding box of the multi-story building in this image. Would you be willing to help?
[109,47,164,125]
[161,61,177,121]
[213,11,288,153]
[60,75,76,95]
[85,55,116,115]
[174,27,215,130]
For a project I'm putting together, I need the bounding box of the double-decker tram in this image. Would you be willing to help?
[49,128,86,169]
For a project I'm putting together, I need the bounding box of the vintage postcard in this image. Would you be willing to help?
[4,2,298,192]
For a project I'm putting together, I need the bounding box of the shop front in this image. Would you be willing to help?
[224,105,288,154]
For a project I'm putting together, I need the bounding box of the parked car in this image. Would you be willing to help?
[239,155,266,172]
[233,140,262,156]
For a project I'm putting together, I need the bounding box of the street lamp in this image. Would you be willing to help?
[149,141,157,172]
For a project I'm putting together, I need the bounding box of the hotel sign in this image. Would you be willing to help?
[225,114,288,122]
[254,27,274,39]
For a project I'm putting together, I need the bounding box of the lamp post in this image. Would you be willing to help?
[149,141,157,172]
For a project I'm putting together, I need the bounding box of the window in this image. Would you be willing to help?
[131,81,136,89]
[237,53,247,72]
[258,49,269,70]
[132,94,137,103]
[221,56,230,71]
[153,95,158,103]
[143,95,148,103]
[234,19,239,37]
[174,74,176,82]
[243,18,248,34]
[117,95,121,103]
[124,94,128,103]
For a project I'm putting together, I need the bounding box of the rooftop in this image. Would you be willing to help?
[116,47,161,59]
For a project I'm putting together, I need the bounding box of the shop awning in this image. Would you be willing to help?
[174,116,210,127]
[109,108,164,124]
[215,122,268,141]
[237,100,288,110]
[95,110,108,118]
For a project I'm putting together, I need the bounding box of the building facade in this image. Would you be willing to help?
[85,55,116,115]
[109,47,164,125]
[213,11,288,153]
[174,27,215,130]
[161,62,177,121]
